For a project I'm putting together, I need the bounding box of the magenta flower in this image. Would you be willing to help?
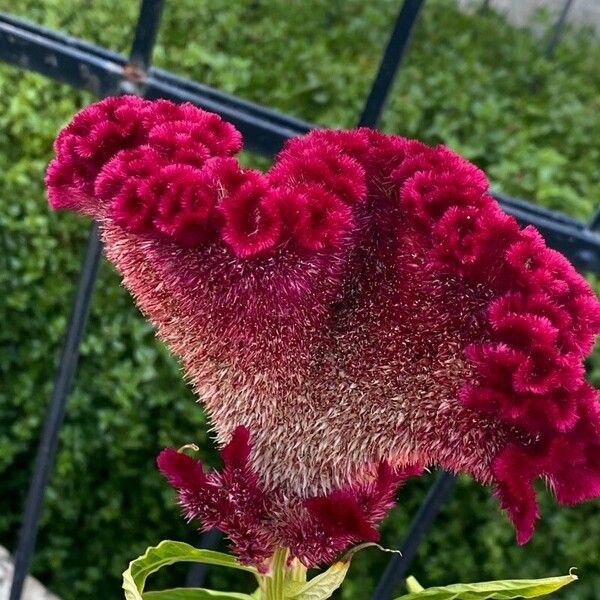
[46,96,600,568]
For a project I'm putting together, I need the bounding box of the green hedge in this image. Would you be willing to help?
[0,1,599,598]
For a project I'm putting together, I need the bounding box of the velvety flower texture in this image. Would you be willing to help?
[157,426,419,566]
[47,96,600,566]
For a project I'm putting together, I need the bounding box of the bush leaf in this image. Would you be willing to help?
[394,573,577,599]
[285,561,350,600]
[122,540,256,600]
[143,588,254,599]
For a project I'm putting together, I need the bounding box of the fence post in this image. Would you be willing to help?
[359,0,425,128]
[588,208,600,232]
[544,0,575,59]
[185,530,223,587]
[371,472,457,600]
[360,3,459,596]
[9,224,103,600]
[8,2,165,598]
[129,0,165,73]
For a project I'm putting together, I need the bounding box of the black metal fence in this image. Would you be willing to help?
[1,1,597,599]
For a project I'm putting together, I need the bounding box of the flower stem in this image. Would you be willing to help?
[264,547,289,600]
[289,557,307,584]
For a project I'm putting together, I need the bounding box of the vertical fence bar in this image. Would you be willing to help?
[579,206,600,269]
[361,2,459,596]
[531,0,574,91]
[371,472,457,600]
[544,0,575,59]
[137,0,224,583]
[185,530,224,587]
[129,0,166,72]
[9,2,166,598]
[9,224,103,600]
[588,208,600,232]
[358,0,425,128]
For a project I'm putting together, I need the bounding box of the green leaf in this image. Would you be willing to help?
[394,573,577,600]
[122,540,257,600]
[144,589,254,599]
[285,561,350,600]
[406,577,425,593]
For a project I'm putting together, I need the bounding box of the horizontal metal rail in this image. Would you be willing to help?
[0,12,311,157]
[493,191,600,272]
[1,12,598,274]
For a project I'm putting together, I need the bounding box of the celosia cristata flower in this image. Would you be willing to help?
[47,96,600,568]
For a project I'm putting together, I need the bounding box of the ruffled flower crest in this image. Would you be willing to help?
[46,96,600,565]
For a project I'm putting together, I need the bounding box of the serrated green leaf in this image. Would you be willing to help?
[144,588,254,599]
[122,540,257,600]
[406,577,425,593]
[285,561,350,600]
[394,573,577,600]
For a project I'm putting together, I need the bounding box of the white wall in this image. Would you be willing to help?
[458,0,600,31]
[0,546,59,600]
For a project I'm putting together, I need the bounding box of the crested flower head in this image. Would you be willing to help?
[47,96,600,566]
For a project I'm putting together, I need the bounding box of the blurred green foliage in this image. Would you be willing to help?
[0,0,598,598]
